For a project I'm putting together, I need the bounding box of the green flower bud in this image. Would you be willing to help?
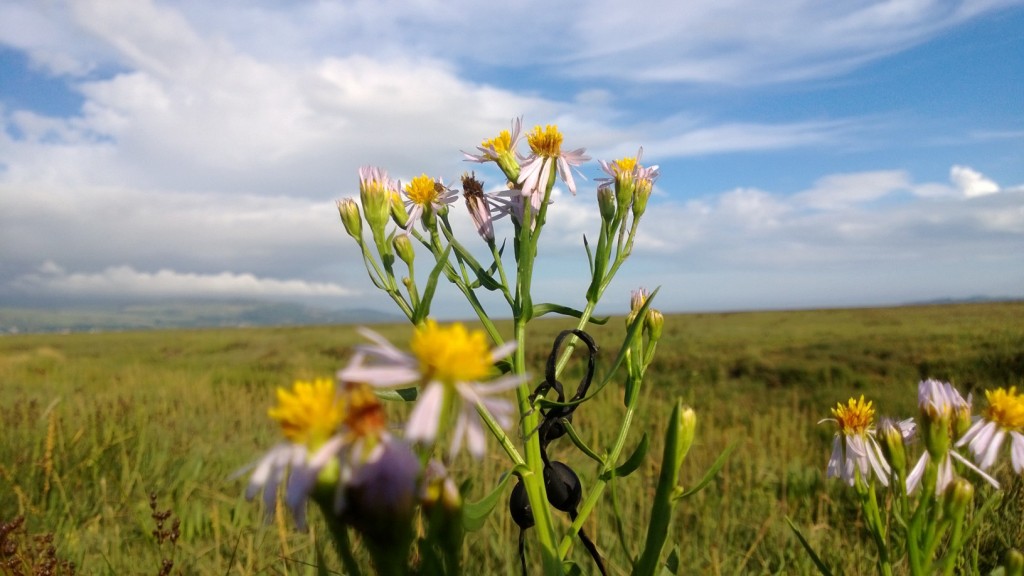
[1002,549,1023,576]
[941,477,974,521]
[389,191,409,228]
[597,185,617,223]
[877,418,908,479]
[632,181,652,219]
[676,405,697,465]
[393,233,415,268]
[358,166,394,239]
[337,198,362,240]
[646,309,664,343]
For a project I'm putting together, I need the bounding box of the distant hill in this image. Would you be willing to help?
[0,300,401,334]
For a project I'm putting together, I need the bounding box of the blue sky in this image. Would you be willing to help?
[1,0,1022,319]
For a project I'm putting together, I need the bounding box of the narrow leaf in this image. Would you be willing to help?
[785,516,833,576]
[531,302,609,325]
[462,465,527,532]
[373,386,418,402]
[601,433,649,480]
[675,442,736,499]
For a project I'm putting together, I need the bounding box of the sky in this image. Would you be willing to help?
[1,0,1022,320]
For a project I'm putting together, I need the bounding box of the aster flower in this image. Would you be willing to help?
[358,166,398,237]
[597,148,659,214]
[820,395,891,486]
[906,379,999,494]
[463,116,523,182]
[956,386,1024,473]
[402,174,459,232]
[337,320,525,459]
[517,124,590,214]
[242,378,347,528]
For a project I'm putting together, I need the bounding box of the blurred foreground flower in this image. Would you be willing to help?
[338,320,525,458]
[243,378,347,528]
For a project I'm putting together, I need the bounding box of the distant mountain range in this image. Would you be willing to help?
[0,299,401,334]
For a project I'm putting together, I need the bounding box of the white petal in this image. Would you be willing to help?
[906,452,929,494]
[950,450,1000,489]
[1009,431,1024,473]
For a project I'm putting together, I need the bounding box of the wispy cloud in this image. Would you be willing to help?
[9,261,356,299]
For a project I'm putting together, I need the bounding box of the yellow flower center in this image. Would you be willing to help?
[526,124,564,157]
[481,129,514,157]
[268,378,345,446]
[405,174,441,206]
[984,387,1024,430]
[831,396,875,436]
[410,320,492,385]
[610,156,638,177]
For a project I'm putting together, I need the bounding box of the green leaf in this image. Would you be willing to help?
[531,302,608,324]
[674,441,736,500]
[601,433,649,480]
[785,516,833,576]
[412,244,452,324]
[462,465,527,532]
[373,386,418,402]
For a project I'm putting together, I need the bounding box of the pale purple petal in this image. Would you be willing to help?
[906,452,929,494]
[462,405,487,460]
[405,383,445,445]
[826,436,844,481]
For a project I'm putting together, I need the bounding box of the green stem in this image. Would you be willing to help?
[514,317,562,574]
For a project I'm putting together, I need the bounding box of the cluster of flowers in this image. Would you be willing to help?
[242,320,513,536]
[824,379,1023,493]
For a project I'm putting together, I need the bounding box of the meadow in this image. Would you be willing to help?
[1,301,1022,575]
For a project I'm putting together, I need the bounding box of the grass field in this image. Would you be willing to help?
[2,302,1022,575]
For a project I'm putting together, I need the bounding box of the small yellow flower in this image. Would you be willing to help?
[831,396,875,436]
[480,129,515,158]
[268,378,345,447]
[410,320,493,385]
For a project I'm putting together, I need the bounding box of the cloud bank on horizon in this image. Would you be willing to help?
[1,0,1022,316]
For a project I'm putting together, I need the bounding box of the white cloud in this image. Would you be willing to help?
[10,261,356,299]
[793,170,912,210]
[950,164,1000,197]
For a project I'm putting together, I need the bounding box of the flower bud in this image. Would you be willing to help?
[393,233,415,268]
[1002,549,1023,576]
[337,198,362,240]
[597,185,617,223]
[335,439,420,547]
[632,181,651,219]
[877,417,908,479]
[941,477,974,521]
[358,166,393,238]
[676,405,697,465]
[389,190,409,228]
[645,309,664,343]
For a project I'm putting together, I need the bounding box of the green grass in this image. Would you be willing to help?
[1,302,1022,575]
